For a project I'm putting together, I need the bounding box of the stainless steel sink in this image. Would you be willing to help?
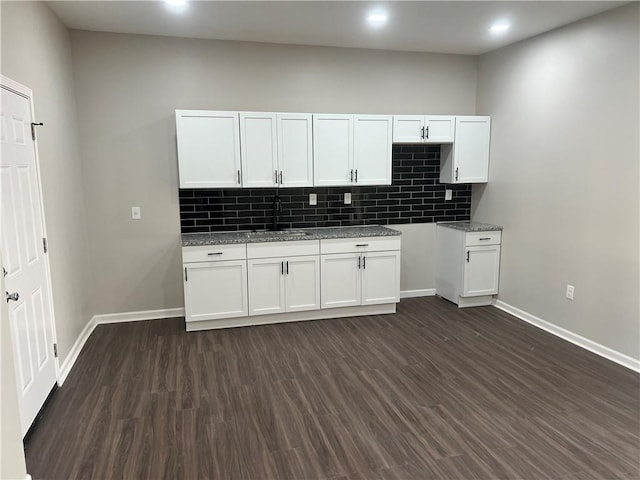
[249,230,310,238]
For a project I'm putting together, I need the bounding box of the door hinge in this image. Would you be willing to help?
[31,122,44,141]
[43,237,48,253]
[53,343,58,358]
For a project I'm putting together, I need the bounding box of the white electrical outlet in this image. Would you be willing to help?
[309,193,317,206]
[344,192,352,205]
[445,189,453,201]
[131,206,141,220]
[566,284,575,300]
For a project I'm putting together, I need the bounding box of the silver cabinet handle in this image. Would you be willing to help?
[355,169,358,183]
[184,267,188,282]
[425,126,429,139]
[6,291,19,303]
[350,169,354,182]
[355,244,369,247]
[279,171,283,185]
[479,237,491,241]
[237,170,241,184]
[281,261,284,275]
[466,251,470,262]
[275,170,279,184]
[455,168,459,181]
[421,126,425,139]
[358,256,361,269]
[286,261,289,275]
[207,252,223,256]
[363,256,366,269]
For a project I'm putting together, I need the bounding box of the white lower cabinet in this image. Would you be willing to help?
[184,260,248,321]
[320,237,401,309]
[285,256,321,312]
[247,258,286,315]
[436,225,501,307]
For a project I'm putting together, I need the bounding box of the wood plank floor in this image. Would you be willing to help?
[25,297,639,479]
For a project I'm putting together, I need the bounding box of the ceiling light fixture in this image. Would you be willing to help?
[489,22,510,34]
[367,12,388,28]
[165,0,187,6]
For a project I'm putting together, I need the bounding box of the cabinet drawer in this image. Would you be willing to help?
[182,244,247,263]
[465,231,501,246]
[320,236,401,254]
[247,240,320,259]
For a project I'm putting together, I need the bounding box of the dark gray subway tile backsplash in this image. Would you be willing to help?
[179,145,471,233]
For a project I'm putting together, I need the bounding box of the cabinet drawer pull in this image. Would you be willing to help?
[207,252,223,256]
[479,237,491,241]
[355,244,369,247]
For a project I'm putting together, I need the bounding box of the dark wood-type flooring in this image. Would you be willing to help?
[25,297,640,479]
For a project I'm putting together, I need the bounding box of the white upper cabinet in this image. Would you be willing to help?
[440,116,491,184]
[313,114,354,186]
[392,115,455,143]
[176,110,241,188]
[240,112,278,188]
[353,115,393,186]
[277,113,313,188]
[314,114,392,186]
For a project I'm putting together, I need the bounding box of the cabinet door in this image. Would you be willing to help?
[184,260,248,322]
[313,114,353,186]
[453,116,491,183]
[240,112,278,188]
[463,245,500,297]
[392,115,424,143]
[247,258,286,316]
[176,110,241,188]
[285,255,320,312]
[320,253,361,308]
[277,113,313,187]
[353,115,393,186]
[424,116,455,143]
[361,251,400,305]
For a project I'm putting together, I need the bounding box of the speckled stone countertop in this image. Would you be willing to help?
[437,221,503,232]
[182,225,401,247]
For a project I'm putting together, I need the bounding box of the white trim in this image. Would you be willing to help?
[400,288,436,299]
[58,317,96,385]
[93,307,185,324]
[1,76,60,381]
[25,474,32,480]
[493,300,640,373]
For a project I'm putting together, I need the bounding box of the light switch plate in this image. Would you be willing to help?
[131,206,141,220]
[445,189,453,201]
[566,284,575,300]
[344,193,352,205]
[309,193,317,206]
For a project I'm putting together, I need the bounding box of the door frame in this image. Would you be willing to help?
[1,74,60,384]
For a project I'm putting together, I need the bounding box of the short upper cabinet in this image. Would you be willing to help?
[440,116,491,184]
[353,115,393,185]
[393,115,455,143]
[176,110,242,188]
[320,237,401,309]
[183,260,248,321]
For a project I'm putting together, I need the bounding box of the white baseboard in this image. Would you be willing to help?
[58,316,97,386]
[25,475,32,480]
[493,300,640,373]
[57,307,185,385]
[93,307,185,325]
[400,289,436,299]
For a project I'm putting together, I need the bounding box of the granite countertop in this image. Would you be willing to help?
[182,225,401,247]
[437,221,503,232]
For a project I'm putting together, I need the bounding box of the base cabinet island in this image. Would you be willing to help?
[182,226,401,331]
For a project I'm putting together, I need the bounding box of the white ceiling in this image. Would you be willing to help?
[48,1,625,55]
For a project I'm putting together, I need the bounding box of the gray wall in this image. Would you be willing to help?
[69,30,478,315]
[473,3,640,359]
[1,2,92,365]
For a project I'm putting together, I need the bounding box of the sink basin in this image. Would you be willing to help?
[249,230,310,238]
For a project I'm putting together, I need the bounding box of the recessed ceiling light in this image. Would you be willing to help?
[165,0,187,6]
[367,12,388,28]
[489,22,510,34]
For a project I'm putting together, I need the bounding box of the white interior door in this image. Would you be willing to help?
[1,83,57,436]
